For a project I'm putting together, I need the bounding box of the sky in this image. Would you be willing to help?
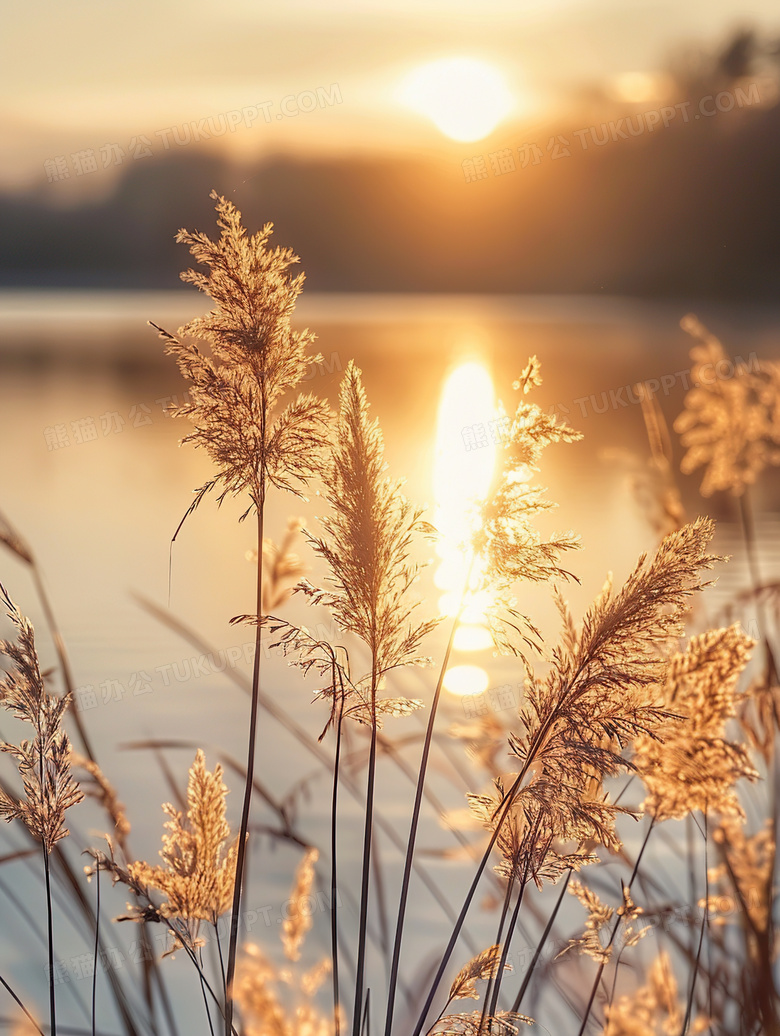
[2,0,779,190]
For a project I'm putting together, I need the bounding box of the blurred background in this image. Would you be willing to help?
[2,1,780,295]
[2,2,780,1033]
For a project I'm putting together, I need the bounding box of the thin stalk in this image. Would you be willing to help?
[135,597,477,950]
[384,560,473,1036]
[38,695,56,1036]
[681,814,708,1035]
[9,512,169,1036]
[150,954,180,1036]
[331,668,345,1036]
[510,869,572,1013]
[575,819,655,1036]
[427,999,451,1035]
[50,845,142,1036]
[605,940,631,1021]
[0,863,90,1025]
[213,922,227,1008]
[738,492,780,725]
[0,508,98,765]
[412,621,635,1036]
[686,814,697,962]
[43,846,56,1036]
[0,972,46,1036]
[738,493,769,645]
[738,492,780,915]
[411,670,591,1036]
[719,850,780,1032]
[361,989,371,1036]
[371,828,391,972]
[410,769,526,1036]
[30,564,97,764]
[488,833,540,1019]
[198,949,216,1036]
[479,871,517,1035]
[136,930,157,1036]
[168,922,239,1036]
[738,491,780,1035]
[352,661,379,1036]
[376,732,508,890]
[224,499,265,1036]
[92,865,100,1036]
[489,870,530,1016]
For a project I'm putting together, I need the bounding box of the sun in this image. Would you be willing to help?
[397,57,515,143]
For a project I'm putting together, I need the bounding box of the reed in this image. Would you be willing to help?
[1,208,778,1036]
[150,192,329,1036]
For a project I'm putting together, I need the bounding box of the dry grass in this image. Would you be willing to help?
[0,202,778,1036]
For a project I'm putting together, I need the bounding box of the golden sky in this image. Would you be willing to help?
[2,0,778,189]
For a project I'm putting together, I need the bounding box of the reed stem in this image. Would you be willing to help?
[487,830,538,1020]
[681,814,708,1035]
[0,970,45,1036]
[92,865,100,1036]
[384,560,472,1036]
[43,845,56,1036]
[410,770,526,1036]
[224,500,265,1036]
[575,819,655,1036]
[510,868,572,1014]
[331,669,345,1036]
[352,663,379,1036]
[479,871,516,1032]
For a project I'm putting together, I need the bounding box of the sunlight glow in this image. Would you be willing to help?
[608,71,669,105]
[443,664,490,698]
[397,57,515,142]
[454,624,495,652]
[433,359,497,697]
[433,360,495,607]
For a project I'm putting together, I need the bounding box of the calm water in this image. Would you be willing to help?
[1,291,779,1034]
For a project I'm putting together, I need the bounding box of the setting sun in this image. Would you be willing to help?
[396,57,515,142]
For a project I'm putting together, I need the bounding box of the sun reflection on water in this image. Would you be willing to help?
[432,359,497,696]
